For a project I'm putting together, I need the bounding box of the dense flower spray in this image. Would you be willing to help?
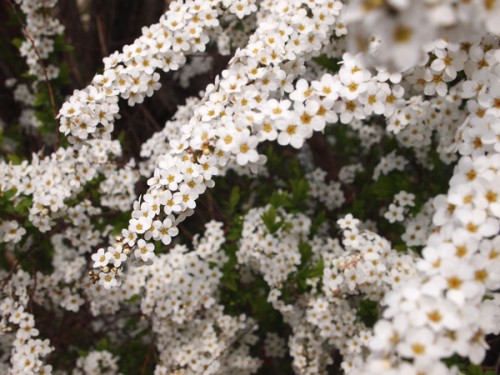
[1,0,500,374]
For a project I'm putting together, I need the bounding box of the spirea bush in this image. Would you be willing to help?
[1,0,500,374]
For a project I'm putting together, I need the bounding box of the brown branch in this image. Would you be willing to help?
[4,250,17,268]
[201,323,257,374]
[94,2,108,57]
[307,132,340,180]
[58,0,85,86]
[140,105,163,131]
[0,246,37,292]
[5,0,60,148]
[27,265,37,314]
[141,336,157,375]
[203,190,226,224]
[141,346,151,375]
[307,131,356,204]
[64,48,84,87]
[178,223,194,240]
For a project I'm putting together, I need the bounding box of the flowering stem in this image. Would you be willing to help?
[5,0,60,148]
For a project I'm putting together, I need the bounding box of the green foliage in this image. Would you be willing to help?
[289,178,309,209]
[11,37,23,49]
[220,243,239,292]
[117,338,155,374]
[261,206,286,234]
[356,299,379,328]
[462,364,496,375]
[229,185,240,213]
[313,55,341,73]
[7,154,22,165]
[14,197,33,216]
[295,256,324,292]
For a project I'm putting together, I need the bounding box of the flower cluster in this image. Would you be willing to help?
[128,221,260,374]
[13,0,64,81]
[401,199,434,248]
[3,0,500,373]
[342,0,500,71]
[237,206,310,287]
[356,11,500,375]
[6,0,64,135]
[0,139,123,233]
[338,163,363,184]
[88,0,345,289]
[384,190,415,223]
[306,168,345,210]
[306,216,416,373]
[0,270,53,375]
[57,0,252,144]
[73,350,121,375]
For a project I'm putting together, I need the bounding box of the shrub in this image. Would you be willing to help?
[1,0,500,374]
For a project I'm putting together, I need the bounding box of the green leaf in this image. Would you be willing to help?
[1,189,17,201]
[15,197,33,215]
[466,365,482,375]
[289,178,309,207]
[33,92,49,107]
[54,34,75,52]
[60,43,74,52]
[462,364,496,375]
[313,55,341,73]
[261,206,284,234]
[57,62,71,84]
[303,258,324,279]
[357,299,379,328]
[393,244,407,252]
[299,242,313,266]
[370,174,411,201]
[125,294,140,304]
[117,130,127,145]
[229,186,240,211]
[7,154,22,165]
[11,38,23,48]
[310,210,326,235]
[222,275,238,292]
[269,191,290,209]
[95,337,110,351]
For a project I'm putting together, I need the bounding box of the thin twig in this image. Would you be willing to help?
[140,105,163,131]
[5,0,60,148]
[27,265,37,314]
[65,48,84,87]
[141,346,151,375]
[94,2,108,57]
[0,246,37,291]
[201,323,257,375]
[178,223,194,240]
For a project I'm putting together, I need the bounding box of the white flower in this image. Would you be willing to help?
[234,132,259,165]
[397,327,444,360]
[134,239,155,262]
[384,204,405,223]
[2,220,26,244]
[99,272,119,289]
[276,112,308,149]
[158,217,179,245]
[312,73,341,102]
[295,100,326,133]
[337,214,360,230]
[394,191,415,207]
[108,245,127,268]
[289,79,314,102]
[91,248,111,268]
